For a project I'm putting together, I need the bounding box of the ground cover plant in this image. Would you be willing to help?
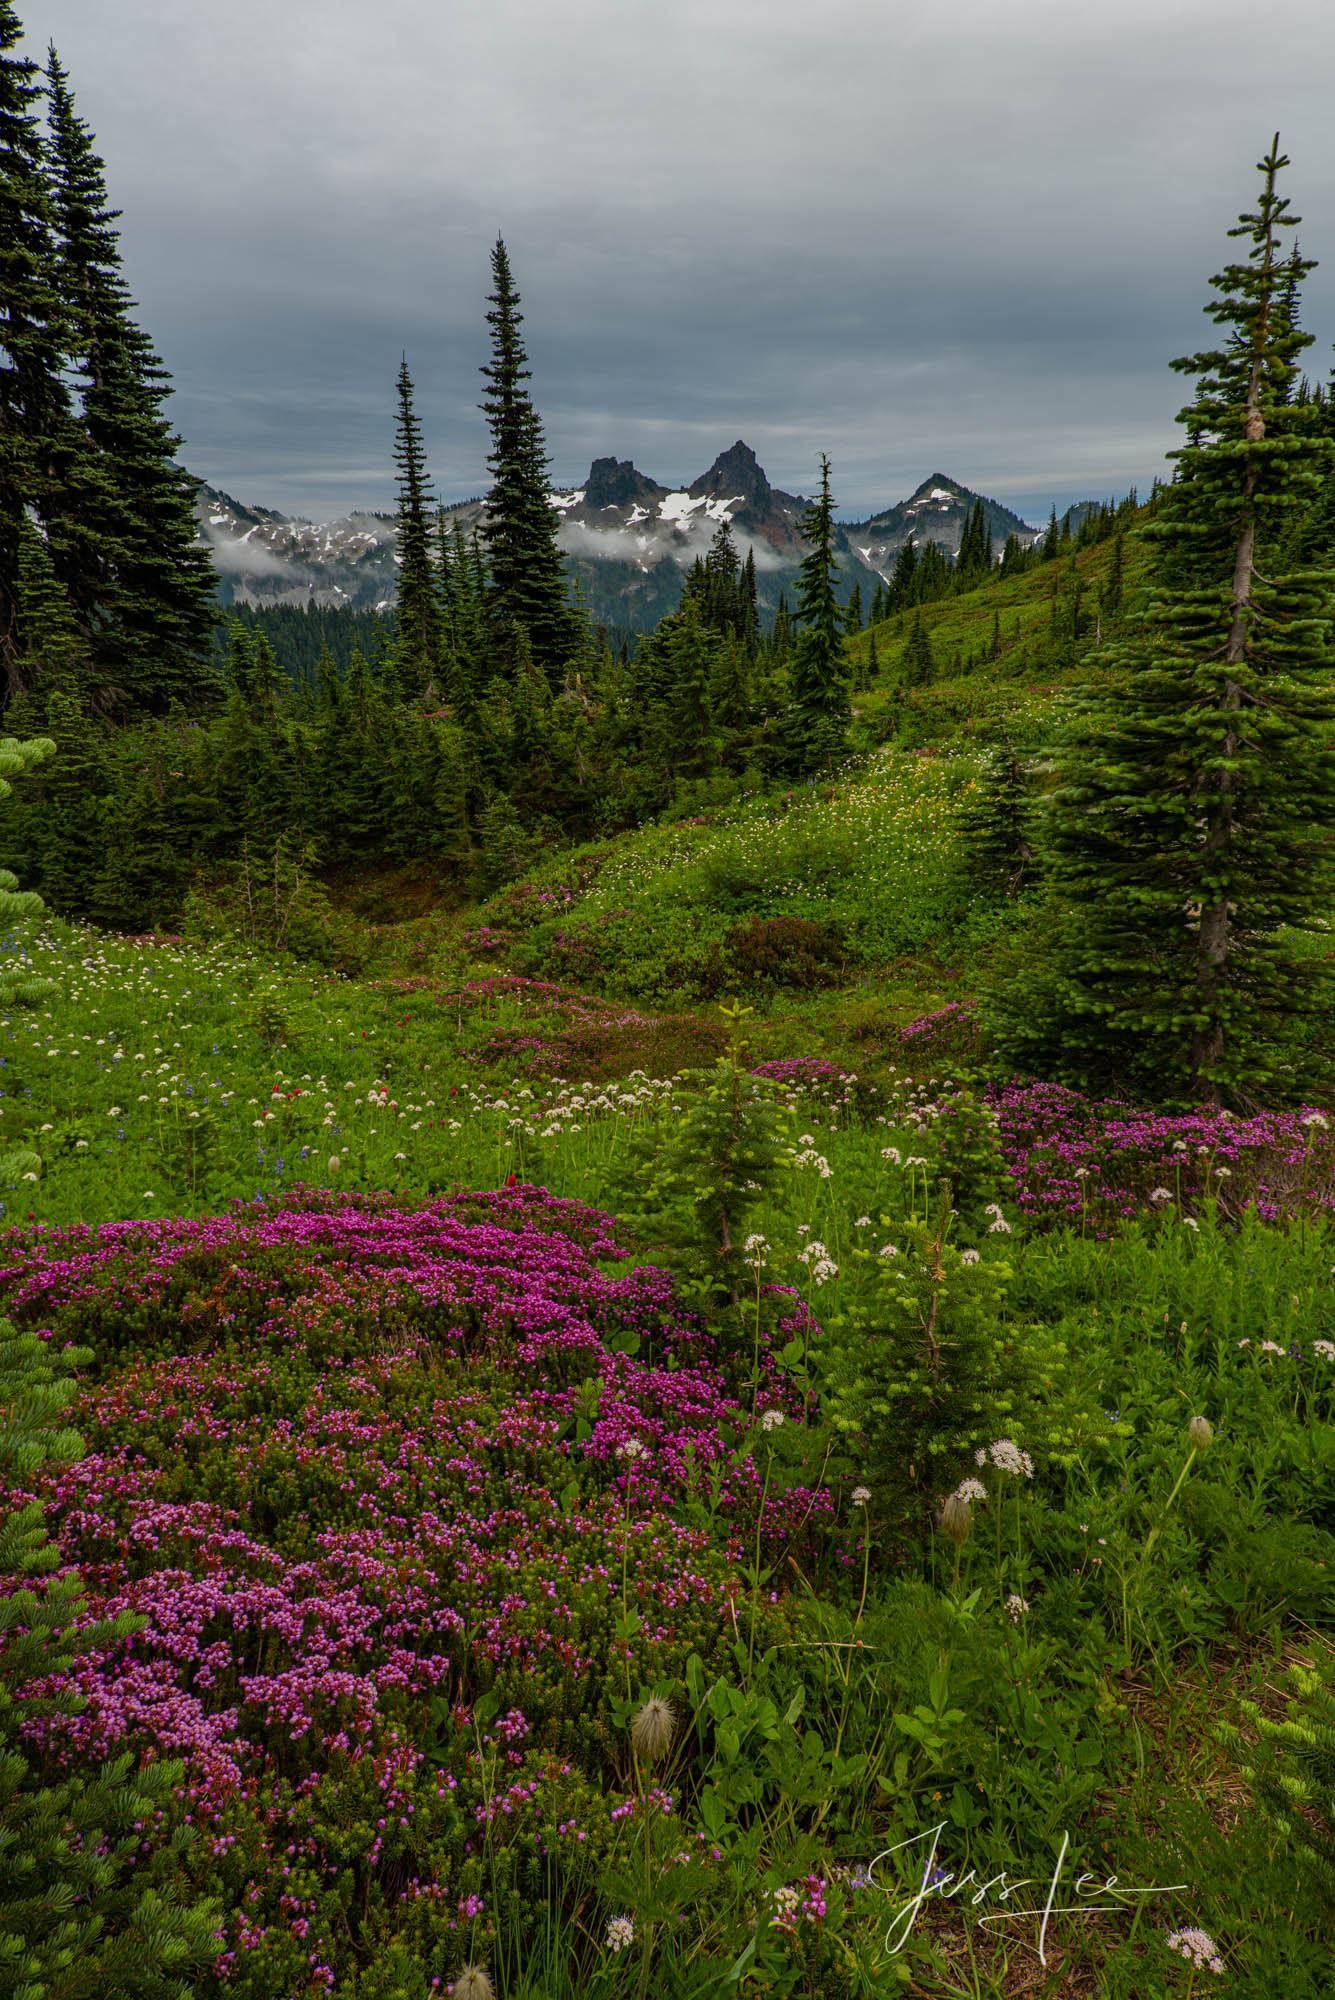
[3,895,1335,1994]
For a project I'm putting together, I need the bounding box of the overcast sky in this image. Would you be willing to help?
[18,0,1335,525]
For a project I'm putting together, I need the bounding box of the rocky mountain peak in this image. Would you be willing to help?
[583,457,664,511]
[688,440,774,512]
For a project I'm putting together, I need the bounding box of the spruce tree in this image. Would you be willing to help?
[887,534,918,611]
[0,4,74,702]
[993,138,1335,1103]
[389,356,445,702]
[786,452,850,772]
[740,546,760,657]
[900,608,935,688]
[478,238,582,678]
[41,46,219,714]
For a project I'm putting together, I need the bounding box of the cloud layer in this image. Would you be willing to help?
[22,0,1335,521]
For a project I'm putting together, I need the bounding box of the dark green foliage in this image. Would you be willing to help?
[957,740,1042,899]
[39,47,219,715]
[992,139,1335,1104]
[390,357,447,703]
[0,1317,222,1997]
[899,609,935,688]
[1218,1640,1335,1923]
[609,1038,792,1327]
[886,534,918,612]
[478,239,584,678]
[786,453,850,773]
[818,1180,1016,1523]
[0,5,74,703]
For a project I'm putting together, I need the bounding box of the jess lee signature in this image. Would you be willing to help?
[868,1823,1185,1964]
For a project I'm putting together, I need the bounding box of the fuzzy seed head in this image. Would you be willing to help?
[450,1969,494,2000]
[630,1694,676,1765]
[1188,1415,1213,1453]
[940,1493,972,1548]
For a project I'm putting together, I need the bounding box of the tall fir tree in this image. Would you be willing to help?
[41,46,220,714]
[389,356,446,703]
[992,138,1335,1104]
[478,238,583,678]
[887,534,918,611]
[900,608,935,688]
[0,4,75,702]
[785,453,850,773]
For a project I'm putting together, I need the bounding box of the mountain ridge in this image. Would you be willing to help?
[194,444,1044,630]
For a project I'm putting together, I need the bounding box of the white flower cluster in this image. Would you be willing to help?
[795,1147,833,1179]
[983,1202,1012,1235]
[617,1438,650,1463]
[605,1916,635,1953]
[976,1438,1034,1478]
[796,1239,838,1286]
[1315,1340,1335,1361]
[760,1409,786,1433]
[1165,1928,1224,1975]
[851,1485,871,1506]
[1005,1594,1030,1622]
[952,1477,987,1505]
[769,1885,801,1926]
[743,1232,769,1271]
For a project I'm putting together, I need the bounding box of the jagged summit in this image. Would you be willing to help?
[583,457,665,511]
[688,440,776,513]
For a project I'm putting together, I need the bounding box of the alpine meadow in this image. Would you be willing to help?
[4,3,1335,1997]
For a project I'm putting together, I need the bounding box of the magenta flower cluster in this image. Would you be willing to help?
[985,1080,1335,1225]
[0,1185,826,1982]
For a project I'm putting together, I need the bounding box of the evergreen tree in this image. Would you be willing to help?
[993,138,1335,1103]
[1042,505,1061,561]
[845,578,863,635]
[786,453,850,772]
[900,608,935,689]
[478,238,583,677]
[41,46,219,714]
[389,356,445,702]
[887,535,918,611]
[1104,527,1125,615]
[0,5,75,702]
[740,546,760,657]
[869,577,886,626]
[915,539,951,603]
[767,592,792,668]
[14,512,81,694]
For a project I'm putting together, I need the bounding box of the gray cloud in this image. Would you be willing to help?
[21,0,1335,523]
